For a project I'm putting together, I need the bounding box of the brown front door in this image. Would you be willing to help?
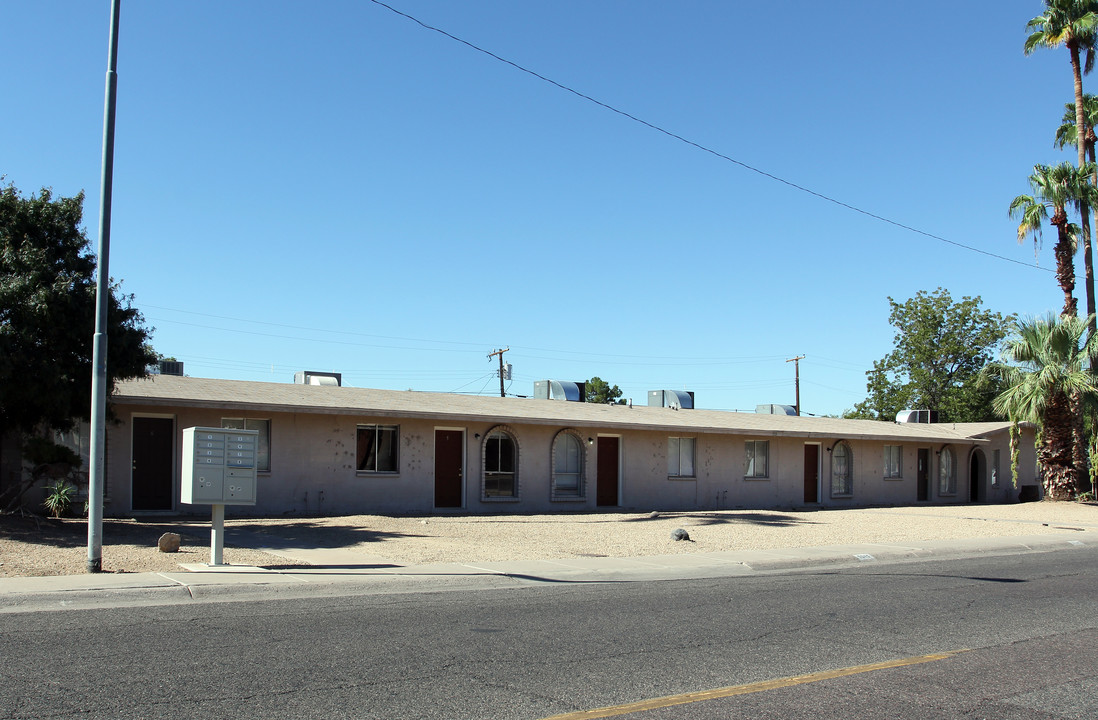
[434,429,464,508]
[803,444,819,503]
[596,436,619,507]
[131,416,174,511]
[917,448,930,502]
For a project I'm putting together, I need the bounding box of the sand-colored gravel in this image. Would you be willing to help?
[3,502,1095,578]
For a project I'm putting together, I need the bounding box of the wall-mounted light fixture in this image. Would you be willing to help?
[474,433,481,440]
[588,437,594,445]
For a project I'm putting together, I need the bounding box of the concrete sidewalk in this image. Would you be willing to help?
[0,529,1091,613]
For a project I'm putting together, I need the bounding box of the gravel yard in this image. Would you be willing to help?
[2,502,1096,578]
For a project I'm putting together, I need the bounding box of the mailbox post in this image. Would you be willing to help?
[182,427,259,565]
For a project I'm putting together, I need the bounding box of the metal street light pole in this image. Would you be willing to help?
[87,0,121,573]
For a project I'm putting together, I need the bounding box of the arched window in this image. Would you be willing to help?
[482,427,518,499]
[939,446,956,495]
[551,430,585,500]
[831,441,853,497]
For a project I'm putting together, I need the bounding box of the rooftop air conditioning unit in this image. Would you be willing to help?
[895,409,938,424]
[648,390,695,409]
[158,360,184,377]
[294,371,342,387]
[534,380,586,402]
[755,404,797,416]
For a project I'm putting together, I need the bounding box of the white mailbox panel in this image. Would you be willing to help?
[182,427,258,506]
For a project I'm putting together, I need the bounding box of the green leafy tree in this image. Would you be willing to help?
[845,289,1013,422]
[1010,162,1098,317]
[1026,0,1098,326]
[0,182,157,436]
[585,377,625,404]
[989,313,1098,500]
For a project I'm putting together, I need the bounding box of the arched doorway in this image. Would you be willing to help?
[969,449,986,503]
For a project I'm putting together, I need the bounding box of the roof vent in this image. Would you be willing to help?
[534,380,586,402]
[896,409,938,424]
[294,371,342,387]
[158,360,184,377]
[648,390,694,409]
[755,403,797,416]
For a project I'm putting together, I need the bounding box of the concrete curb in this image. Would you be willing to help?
[0,532,1090,613]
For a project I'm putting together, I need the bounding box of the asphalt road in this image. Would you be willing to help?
[1,548,1096,719]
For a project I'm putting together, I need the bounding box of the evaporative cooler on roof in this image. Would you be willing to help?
[895,409,939,424]
[294,371,342,387]
[534,380,586,401]
[755,404,797,416]
[648,390,694,409]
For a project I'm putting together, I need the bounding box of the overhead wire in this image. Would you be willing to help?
[367,0,1049,273]
[146,307,810,368]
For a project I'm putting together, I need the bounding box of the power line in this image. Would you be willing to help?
[368,0,1049,273]
[146,306,811,367]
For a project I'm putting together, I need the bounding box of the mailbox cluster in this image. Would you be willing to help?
[181,427,258,506]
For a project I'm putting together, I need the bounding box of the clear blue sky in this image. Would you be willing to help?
[2,1,1084,415]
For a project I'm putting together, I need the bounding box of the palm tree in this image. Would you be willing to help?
[1027,1,1098,326]
[1056,94,1098,329]
[1057,97,1098,496]
[991,313,1098,500]
[1010,162,1096,316]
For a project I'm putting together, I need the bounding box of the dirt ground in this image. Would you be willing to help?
[3,502,1097,578]
[0,512,300,576]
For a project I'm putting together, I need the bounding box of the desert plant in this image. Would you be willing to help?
[42,480,75,519]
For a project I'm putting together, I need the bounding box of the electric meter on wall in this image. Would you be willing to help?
[181,427,258,506]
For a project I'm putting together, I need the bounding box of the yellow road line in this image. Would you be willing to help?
[539,649,970,720]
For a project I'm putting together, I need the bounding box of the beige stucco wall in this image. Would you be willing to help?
[104,406,1028,517]
[969,425,1040,504]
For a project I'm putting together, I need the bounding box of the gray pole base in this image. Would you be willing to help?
[210,503,225,566]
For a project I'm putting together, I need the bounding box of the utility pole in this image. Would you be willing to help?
[87,0,121,573]
[786,355,805,416]
[487,348,509,398]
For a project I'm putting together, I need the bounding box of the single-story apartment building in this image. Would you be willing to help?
[47,374,1038,517]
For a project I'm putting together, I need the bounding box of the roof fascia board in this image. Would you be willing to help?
[112,396,985,444]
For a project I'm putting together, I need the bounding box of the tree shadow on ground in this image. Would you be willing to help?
[467,510,822,528]
[227,521,424,549]
[619,511,821,528]
[0,513,422,552]
[0,514,218,549]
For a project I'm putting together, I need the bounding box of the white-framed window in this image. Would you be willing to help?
[483,427,518,499]
[992,449,1000,487]
[356,424,399,473]
[668,437,696,478]
[745,440,769,478]
[831,441,853,496]
[552,430,585,499]
[884,445,902,478]
[939,447,956,495]
[222,418,271,472]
